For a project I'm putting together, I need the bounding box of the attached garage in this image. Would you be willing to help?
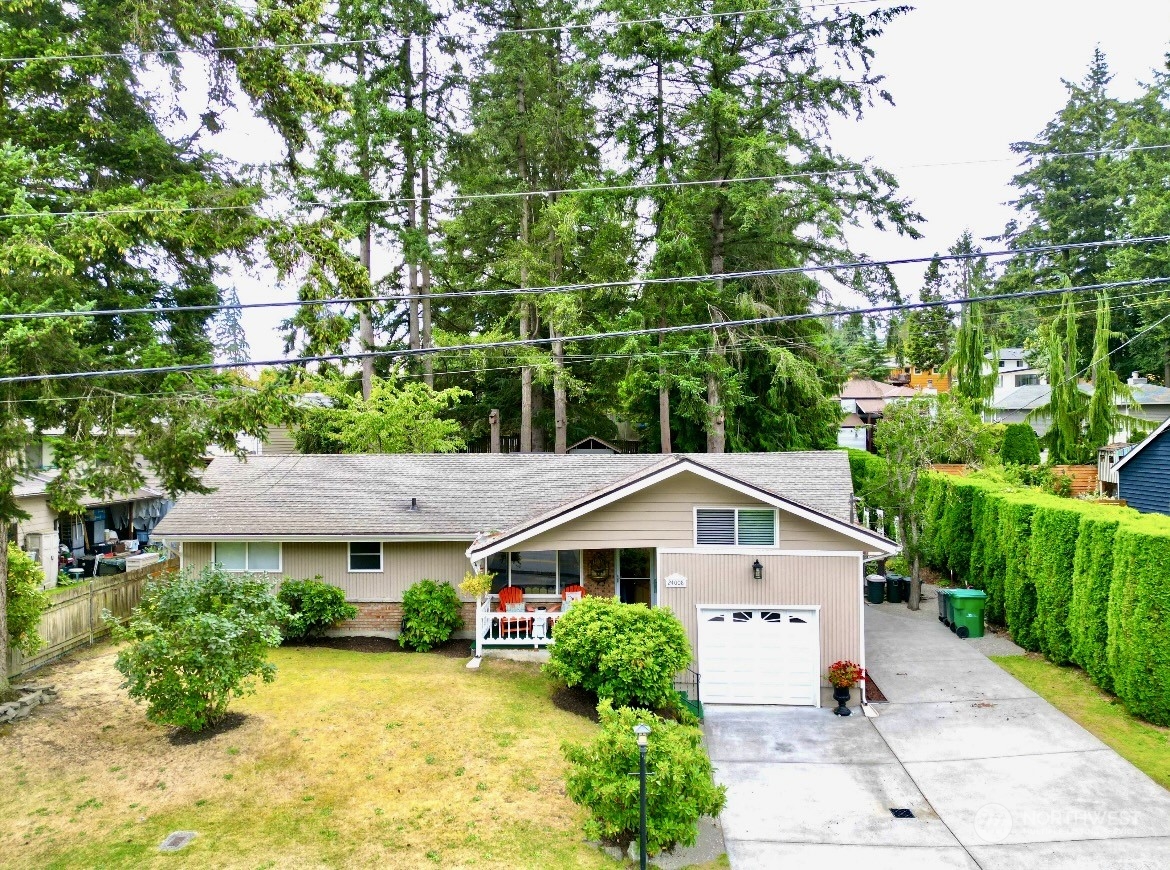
[698,606,821,706]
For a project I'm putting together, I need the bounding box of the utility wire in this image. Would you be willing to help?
[4,144,1169,223]
[6,234,1170,322]
[6,275,1170,385]
[0,1,885,65]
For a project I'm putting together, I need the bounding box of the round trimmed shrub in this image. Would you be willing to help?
[545,596,691,710]
[399,579,463,652]
[278,576,358,640]
[1001,423,1041,465]
[563,701,726,854]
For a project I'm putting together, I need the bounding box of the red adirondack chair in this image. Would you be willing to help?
[497,586,531,638]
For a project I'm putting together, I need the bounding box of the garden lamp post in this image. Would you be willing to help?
[634,723,651,870]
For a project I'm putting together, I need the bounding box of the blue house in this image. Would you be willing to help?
[1116,417,1170,515]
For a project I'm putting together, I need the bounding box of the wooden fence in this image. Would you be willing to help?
[929,463,1099,497]
[6,557,179,679]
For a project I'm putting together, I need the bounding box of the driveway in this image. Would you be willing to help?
[705,595,1170,869]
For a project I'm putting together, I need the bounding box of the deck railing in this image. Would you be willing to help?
[475,595,567,656]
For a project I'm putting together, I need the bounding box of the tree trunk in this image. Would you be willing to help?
[659,320,672,453]
[553,327,567,454]
[419,32,434,387]
[403,36,420,363]
[0,521,9,695]
[517,75,533,453]
[489,409,501,454]
[356,45,375,400]
[909,551,921,612]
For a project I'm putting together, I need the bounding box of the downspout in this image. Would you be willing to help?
[859,553,868,707]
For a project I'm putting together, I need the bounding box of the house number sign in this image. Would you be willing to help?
[665,573,687,588]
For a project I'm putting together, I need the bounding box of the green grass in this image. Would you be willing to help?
[1,644,623,869]
[992,653,1170,790]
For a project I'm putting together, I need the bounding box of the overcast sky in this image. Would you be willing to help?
[214,1,1170,363]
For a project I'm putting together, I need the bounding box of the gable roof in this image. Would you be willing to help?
[152,451,864,542]
[466,455,898,559]
[1113,416,1170,475]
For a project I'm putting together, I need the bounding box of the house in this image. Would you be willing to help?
[989,348,1045,402]
[990,379,1170,439]
[1114,418,1170,514]
[153,452,898,707]
[13,438,174,588]
[835,379,918,451]
[888,364,950,392]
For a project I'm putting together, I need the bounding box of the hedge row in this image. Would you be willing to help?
[917,470,1170,726]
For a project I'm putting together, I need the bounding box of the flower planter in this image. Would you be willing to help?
[832,685,852,716]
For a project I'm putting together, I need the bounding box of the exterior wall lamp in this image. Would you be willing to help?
[752,559,763,581]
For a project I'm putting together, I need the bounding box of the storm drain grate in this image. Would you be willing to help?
[889,808,915,819]
[159,831,197,852]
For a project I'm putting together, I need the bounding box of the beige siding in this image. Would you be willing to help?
[15,495,60,587]
[518,470,860,552]
[181,540,471,601]
[658,551,863,682]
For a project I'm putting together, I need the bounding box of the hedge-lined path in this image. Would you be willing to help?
[865,598,1170,869]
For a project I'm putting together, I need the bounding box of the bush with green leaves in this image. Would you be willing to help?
[277,575,357,639]
[112,566,286,732]
[7,544,51,656]
[563,702,726,854]
[545,596,691,710]
[399,579,463,652]
[1069,512,1122,692]
[1029,501,1089,664]
[1000,423,1041,465]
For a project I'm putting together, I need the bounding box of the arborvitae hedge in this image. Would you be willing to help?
[1108,517,1170,726]
[1000,423,1041,465]
[916,470,1170,726]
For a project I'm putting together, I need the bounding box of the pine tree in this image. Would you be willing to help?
[905,258,953,372]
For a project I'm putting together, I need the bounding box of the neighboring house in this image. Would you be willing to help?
[153,452,898,707]
[988,348,1045,403]
[1114,418,1170,515]
[990,379,1170,439]
[888,364,950,392]
[1098,443,1133,497]
[835,379,917,452]
[13,439,174,588]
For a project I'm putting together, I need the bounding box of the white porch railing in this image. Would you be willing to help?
[475,595,568,656]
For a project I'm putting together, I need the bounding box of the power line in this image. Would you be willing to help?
[4,144,1169,223]
[0,2,883,66]
[6,275,1170,385]
[7,233,1170,322]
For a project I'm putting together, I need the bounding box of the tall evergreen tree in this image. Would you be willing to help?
[905,258,952,372]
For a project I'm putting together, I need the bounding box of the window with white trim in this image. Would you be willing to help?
[214,541,282,572]
[485,549,583,594]
[348,541,382,572]
[695,508,777,547]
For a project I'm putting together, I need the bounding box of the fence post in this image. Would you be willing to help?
[88,579,96,646]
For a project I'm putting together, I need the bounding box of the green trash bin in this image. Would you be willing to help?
[865,575,886,604]
[949,589,988,639]
[885,573,903,604]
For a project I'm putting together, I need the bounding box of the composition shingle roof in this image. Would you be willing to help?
[153,451,856,539]
[993,383,1170,412]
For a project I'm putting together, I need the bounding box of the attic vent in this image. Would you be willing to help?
[409,497,419,511]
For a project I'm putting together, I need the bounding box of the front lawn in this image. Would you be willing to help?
[1,643,616,869]
[992,654,1170,790]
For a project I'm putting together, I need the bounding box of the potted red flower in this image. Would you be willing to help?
[826,660,863,716]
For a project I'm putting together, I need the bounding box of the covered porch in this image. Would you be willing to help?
[473,547,656,656]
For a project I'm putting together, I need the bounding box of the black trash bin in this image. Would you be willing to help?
[885,574,903,604]
[937,587,950,623]
[900,576,912,602]
[865,575,886,604]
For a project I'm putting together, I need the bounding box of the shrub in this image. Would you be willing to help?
[1108,516,1170,725]
[1069,512,1123,691]
[1000,495,1040,651]
[1029,502,1087,664]
[277,576,357,640]
[399,579,463,652]
[457,570,494,600]
[7,544,51,656]
[563,702,726,854]
[1001,423,1041,465]
[545,596,691,710]
[112,566,286,732]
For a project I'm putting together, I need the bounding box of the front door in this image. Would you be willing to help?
[617,548,654,606]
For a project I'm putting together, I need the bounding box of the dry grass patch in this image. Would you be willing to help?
[1,644,617,869]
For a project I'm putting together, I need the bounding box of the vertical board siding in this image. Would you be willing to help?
[658,552,861,682]
[7,557,179,678]
[519,471,861,552]
[1119,438,1170,515]
[180,540,472,601]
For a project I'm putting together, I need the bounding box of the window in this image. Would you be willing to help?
[349,541,382,572]
[214,541,282,572]
[486,549,583,594]
[695,508,777,547]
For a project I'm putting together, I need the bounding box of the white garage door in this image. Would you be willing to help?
[698,607,820,706]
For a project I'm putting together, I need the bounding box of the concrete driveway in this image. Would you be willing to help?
[705,597,1170,869]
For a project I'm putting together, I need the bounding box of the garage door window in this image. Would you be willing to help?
[695,508,777,546]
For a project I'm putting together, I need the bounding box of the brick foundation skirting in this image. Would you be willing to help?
[333,601,478,638]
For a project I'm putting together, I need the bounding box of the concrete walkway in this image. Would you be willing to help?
[706,595,1170,869]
